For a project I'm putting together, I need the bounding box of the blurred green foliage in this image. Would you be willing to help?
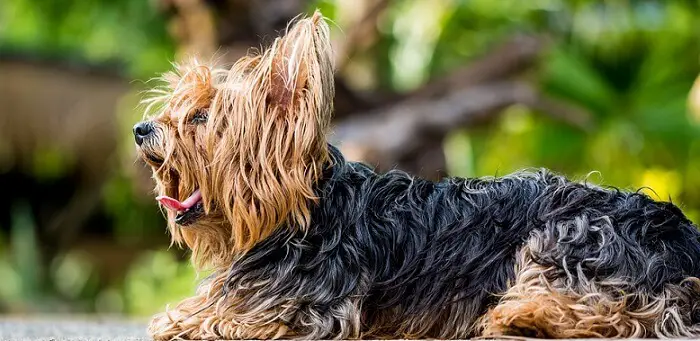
[1,0,700,317]
[0,0,174,77]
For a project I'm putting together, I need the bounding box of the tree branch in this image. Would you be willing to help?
[407,35,543,100]
[331,81,592,171]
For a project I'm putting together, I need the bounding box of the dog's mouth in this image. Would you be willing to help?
[137,143,165,167]
[144,153,164,166]
[156,189,204,226]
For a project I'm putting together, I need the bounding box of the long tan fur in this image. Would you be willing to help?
[139,12,334,269]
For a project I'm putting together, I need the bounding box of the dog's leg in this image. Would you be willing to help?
[147,272,296,340]
[479,216,700,338]
[147,296,209,340]
[148,301,295,340]
[478,250,654,338]
[147,273,230,340]
[148,271,364,340]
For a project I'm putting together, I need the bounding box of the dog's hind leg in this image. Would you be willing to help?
[478,249,656,338]
[478,216,700,338]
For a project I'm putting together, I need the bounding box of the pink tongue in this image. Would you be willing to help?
[156,189,202,212]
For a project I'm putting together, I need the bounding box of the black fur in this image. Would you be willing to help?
[222,145,700,337]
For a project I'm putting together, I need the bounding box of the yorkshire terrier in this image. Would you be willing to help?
[134,11,700,340]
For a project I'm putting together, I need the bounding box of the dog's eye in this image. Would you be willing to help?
[190,109,208,124]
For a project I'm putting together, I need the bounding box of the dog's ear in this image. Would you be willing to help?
[208,12,336,256]
[266,10,334,118]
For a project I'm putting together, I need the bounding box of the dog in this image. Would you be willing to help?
[133,11,700,340]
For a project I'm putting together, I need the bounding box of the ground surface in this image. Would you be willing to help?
[0,317,149,341]
[2,318,700,341]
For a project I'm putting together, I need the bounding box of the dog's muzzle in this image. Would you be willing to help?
[133,121,164,165]
[133,121,155,146]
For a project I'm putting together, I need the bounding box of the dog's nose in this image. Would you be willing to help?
[133,121,154,145]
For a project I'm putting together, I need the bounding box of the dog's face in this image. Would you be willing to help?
[134,12,334,269]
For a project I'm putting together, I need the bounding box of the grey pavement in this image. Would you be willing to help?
[0,317,149,341]
[2,318,700,341]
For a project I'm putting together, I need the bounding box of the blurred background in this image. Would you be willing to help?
[1,0,700,318]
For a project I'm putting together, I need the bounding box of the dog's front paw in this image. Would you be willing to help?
[147,310,191,340]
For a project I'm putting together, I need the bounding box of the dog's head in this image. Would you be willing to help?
[134,11,334,269]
